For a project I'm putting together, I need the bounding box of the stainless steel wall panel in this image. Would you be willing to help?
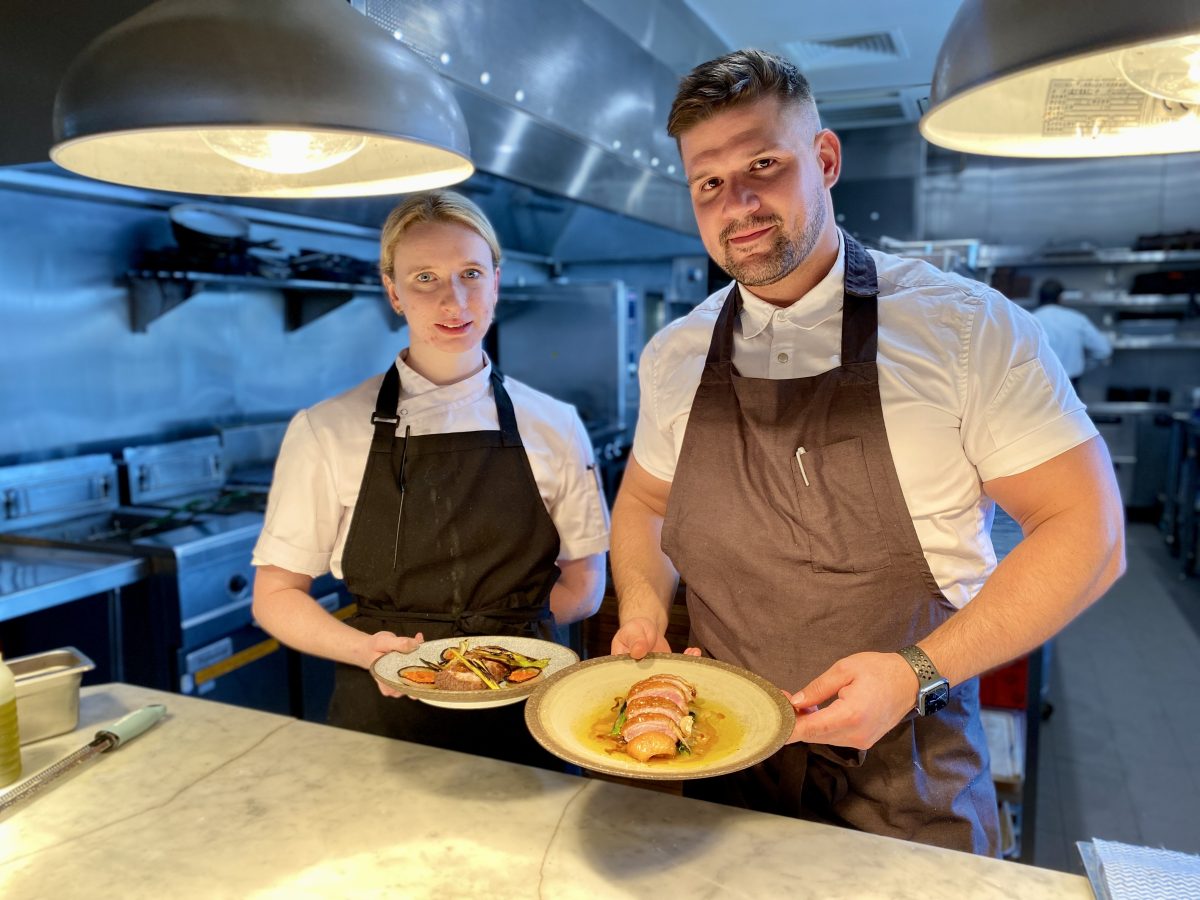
[1162,153,1200,237]
[0,186,405,462]
[921,152,1200,248]
[495,282,629,438]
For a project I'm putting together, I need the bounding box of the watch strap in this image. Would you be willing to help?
[897,645,942,685]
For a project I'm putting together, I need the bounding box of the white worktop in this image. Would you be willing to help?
[0,684,1092,899]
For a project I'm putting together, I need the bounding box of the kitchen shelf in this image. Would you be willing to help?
[1111,337,1200,350]
[981,247,1200,268]
[1062,293,1194,308]
[124,270,387,333]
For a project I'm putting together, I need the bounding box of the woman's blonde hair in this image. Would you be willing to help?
[378,190,501,279]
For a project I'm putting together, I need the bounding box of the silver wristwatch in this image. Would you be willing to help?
[897,645,950,716]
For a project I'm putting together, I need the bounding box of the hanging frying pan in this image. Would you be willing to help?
[168,204,279,255]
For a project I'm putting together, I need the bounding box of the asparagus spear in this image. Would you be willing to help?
[446,648,501,690]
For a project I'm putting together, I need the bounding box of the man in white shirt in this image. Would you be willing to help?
[609,49,1125,855]
[1033,278,1113,389]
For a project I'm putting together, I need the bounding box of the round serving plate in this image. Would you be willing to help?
[524,652,794,779]
[372,636,578,710]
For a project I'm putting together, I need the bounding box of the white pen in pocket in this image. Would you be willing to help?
[795,447,810,486]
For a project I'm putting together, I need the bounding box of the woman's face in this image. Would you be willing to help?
[384,220,499,355]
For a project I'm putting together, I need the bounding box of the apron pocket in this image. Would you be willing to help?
[790,437,891,574]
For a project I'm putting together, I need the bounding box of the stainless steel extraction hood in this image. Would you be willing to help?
[1,0,716,237]
[350,0,707,235]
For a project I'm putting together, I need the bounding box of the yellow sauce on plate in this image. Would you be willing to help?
[572,696,746,770]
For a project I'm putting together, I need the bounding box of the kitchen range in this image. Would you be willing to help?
[0,431,352,721]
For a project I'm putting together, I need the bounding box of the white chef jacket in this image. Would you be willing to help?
[1032,304,1113,378]
[253,353,611,579]
[633,237,1097,609]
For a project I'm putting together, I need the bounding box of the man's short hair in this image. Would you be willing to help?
[1038,279,1065,306]
[667,48,816,140]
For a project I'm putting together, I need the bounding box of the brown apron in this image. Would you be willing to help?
[661,233,1000,855]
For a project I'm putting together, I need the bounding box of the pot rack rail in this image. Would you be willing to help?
[123,269,392,333]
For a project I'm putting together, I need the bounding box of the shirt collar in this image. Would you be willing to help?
[393,350,493,410]
[737,230,846,338]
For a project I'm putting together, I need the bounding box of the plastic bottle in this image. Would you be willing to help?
[0,652,21,787]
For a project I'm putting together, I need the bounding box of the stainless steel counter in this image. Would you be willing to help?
[0,545,147,622]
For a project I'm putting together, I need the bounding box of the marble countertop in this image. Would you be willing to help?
[0,684,1092,899]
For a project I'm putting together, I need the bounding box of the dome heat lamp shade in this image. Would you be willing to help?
[50,0,473,197]
[920,0,1200,158]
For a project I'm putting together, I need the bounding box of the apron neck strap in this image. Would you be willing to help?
[707,282,742,368]
[369,363,524,449]
[369,363,402,454]
[840,231,879,366]
[489,368,523,447]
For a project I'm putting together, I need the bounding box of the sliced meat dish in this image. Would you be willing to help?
[621,712,684,744]
[625,694,686,723]
[434,668,485,691]
[627,678,688,711]
[606,671,701,762]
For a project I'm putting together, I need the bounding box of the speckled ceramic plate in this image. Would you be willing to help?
[372,636,578,710]
[524,653,794,780]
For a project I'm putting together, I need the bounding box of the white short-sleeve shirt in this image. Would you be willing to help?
[253,353,611,579]
[632,237,1097,609]
[1032,304,1113,378]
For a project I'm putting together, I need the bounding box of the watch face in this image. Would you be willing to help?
[922,682,950,715]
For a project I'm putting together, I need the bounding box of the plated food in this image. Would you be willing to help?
[372,636,579,709]
[597,673,717,763]
[525,653,793,780]
[396,640,551,692]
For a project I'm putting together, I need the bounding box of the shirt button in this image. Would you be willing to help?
[776,352,789,364]
[399,409,408,416]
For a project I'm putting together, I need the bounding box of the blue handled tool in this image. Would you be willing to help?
[0,704,167,815]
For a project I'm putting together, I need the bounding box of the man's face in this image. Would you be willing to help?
[680,95,839,288]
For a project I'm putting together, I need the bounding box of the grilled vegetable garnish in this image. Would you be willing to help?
[400,640,552,692]
[398,666,438,684]
[446,648,502,689]
[609,700,628,737]
[473,647,551,670]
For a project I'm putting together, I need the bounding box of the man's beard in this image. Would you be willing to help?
[719,199,826,287]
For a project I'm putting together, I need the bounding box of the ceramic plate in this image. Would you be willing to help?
[372,636,578,710]
[524,653,794,780]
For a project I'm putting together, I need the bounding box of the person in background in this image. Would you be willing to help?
[1033,278,1113,391]
[252,190,609,768]
[610,49,1125,855]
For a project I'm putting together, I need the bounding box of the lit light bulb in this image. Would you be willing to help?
[1116,34,1200,104]
[201,129,367,175]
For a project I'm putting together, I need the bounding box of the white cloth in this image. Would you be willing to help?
[632,239,1097,609]
[253,353,611,579]
[1032,304,1113,378]
[1091,838,1200,900]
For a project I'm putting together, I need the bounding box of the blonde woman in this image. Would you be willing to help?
[252,191,608,767]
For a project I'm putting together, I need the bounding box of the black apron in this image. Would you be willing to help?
[661,233,1000,854]
[327,363,565,769]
